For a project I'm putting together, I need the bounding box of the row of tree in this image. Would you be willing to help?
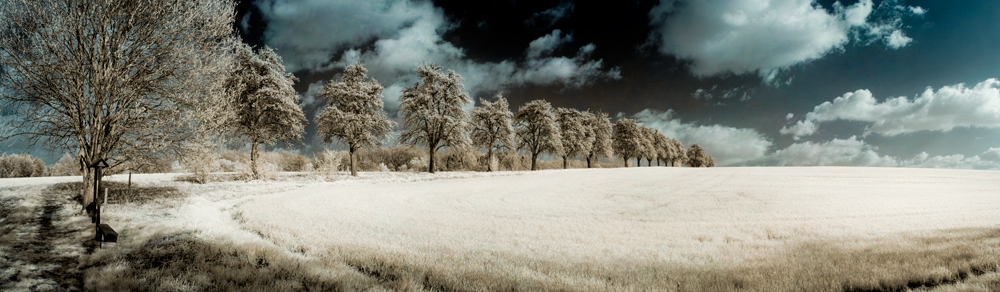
[0,0,713,209]
[312,62,715,174]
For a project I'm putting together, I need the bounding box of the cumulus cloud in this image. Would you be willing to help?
[527,30,573,59]
[781,78,1000,139]
[528,2,575,27]
[647,0,923,82]
[631,108,1000,169]
[767,136,1000,169]
[633,109,772,166]
[257,0,619,110]
[768,136,898,166]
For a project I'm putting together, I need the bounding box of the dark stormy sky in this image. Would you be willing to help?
[10,0,1000,168]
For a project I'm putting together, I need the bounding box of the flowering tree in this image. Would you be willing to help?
[515,100,563,170]
[470,95,515,172]
[207,44,306,180]
[315,63,393,176]
[398,64,472,173]
[612,118,643,167]
[554,107,594,169]
[582,111,613,168]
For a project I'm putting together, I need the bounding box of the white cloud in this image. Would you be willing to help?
[769,136,898,166]
[886,30,913,49]
[767,137,1000,169]
[647,0,922,82]
[257,0,439,72]
[258,0,619,107]
[633,109,772,166]
[785,113,794,120]
[528,2,575,27]
[300,81,324,108]
[909,6,926,15]
[782,78,1000,138]
[527,30,572,59]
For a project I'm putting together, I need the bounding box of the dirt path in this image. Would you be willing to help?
[0,185,92,291]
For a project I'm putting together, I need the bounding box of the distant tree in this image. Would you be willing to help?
[515,100,563,170]
[315,63,394,176]
[582,111,614,168]
[639,126,658,167]
[686,144,714,167]
[670,138,687,166]
[0,0,236,208]
[398,64,472,173]
[653,131,673,166]
[206,44,307,180]
[48,153,81,177]
[470,95,515,172]
[612,119,643,167]
[554,108,594,169]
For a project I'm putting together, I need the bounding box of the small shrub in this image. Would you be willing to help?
[0,153,46,178]
[48,153,81,177]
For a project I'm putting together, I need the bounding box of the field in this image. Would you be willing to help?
[2,167,1000,291]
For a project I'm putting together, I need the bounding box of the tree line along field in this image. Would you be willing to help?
[2,167,998,291]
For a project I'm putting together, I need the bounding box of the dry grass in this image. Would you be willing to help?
[5,167,1000,291]
[237,167,1000,291]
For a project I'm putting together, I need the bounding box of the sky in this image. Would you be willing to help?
[9,0,1000,169]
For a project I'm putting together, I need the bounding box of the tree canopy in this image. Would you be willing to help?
[515,99,563,171]
[554,107,594,169]
[315,63,393,176]
[207,44,306,180]
[471,95,515,172]
[398,63,472,173]
[612,118,643,167]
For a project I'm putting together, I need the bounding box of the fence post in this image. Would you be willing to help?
[103,188,108,205]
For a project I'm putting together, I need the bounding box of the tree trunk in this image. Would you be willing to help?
[648,158,652,167]
[250,141,259,180]
[636,157,641,167]
[429,146,436,173]
[531,153,538,171]
[562,156,568,169]
[82,166,94,212]
[587,156,592,168]
[657,159,660,166]
[349,145,357,176]
[487,148,493,172]
[623,157,628,167]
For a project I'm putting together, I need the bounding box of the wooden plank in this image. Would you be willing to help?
[98,224,117,243]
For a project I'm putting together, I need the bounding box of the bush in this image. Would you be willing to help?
[48,153,81,177]
[313,149,344,179]
[496,150,530,171]
[438,148,480,171]
[0,153,45,178]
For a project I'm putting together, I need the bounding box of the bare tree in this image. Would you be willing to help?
[687,143,714,167]
[639,126,658,167]
[555,107,593,169]
[206,43,306,180]
[582,111,613,168]
[612,118,643,167]
[470,94,515,172]
[515,99,563,171]
[0,0,236,209]
[398,63,472,173]
[315,63,393,176]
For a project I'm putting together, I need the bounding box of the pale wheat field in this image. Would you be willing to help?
[4,167,1000,291]
[236,167,1000,291]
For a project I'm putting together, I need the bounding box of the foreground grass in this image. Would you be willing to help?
[5,168,1000,291]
